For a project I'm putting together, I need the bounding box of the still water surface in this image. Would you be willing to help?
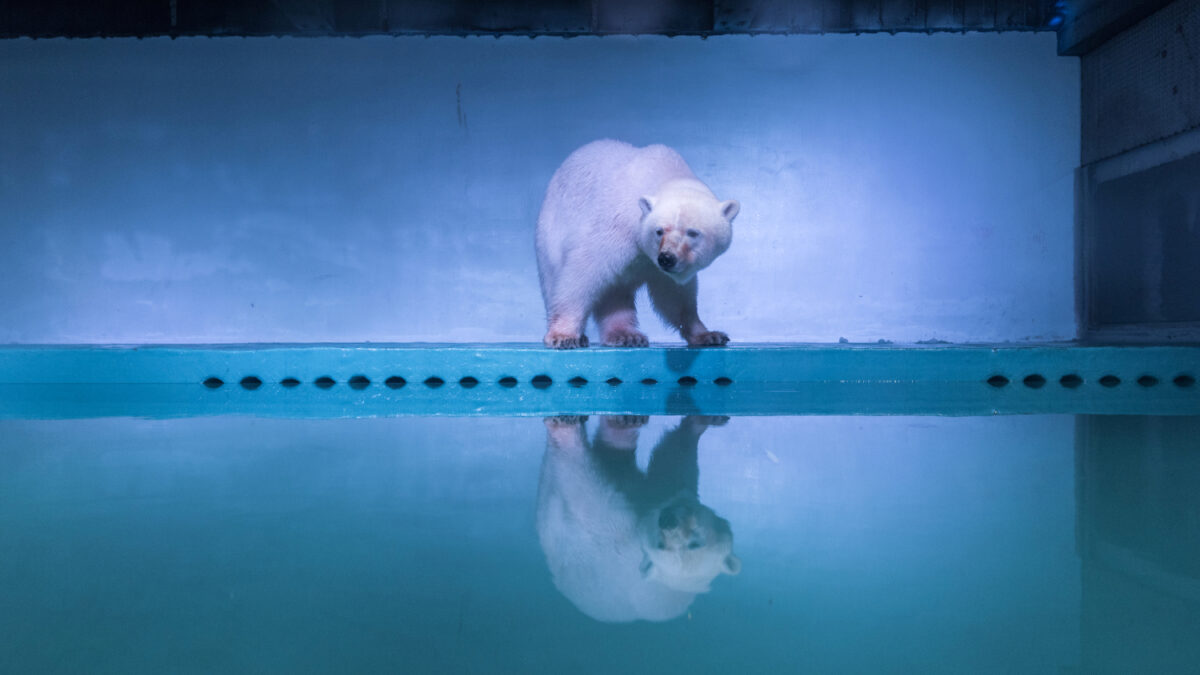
[1,415,1196,673]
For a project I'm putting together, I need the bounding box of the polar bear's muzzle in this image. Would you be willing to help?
[658,505,686,530]
[655,238,694,278]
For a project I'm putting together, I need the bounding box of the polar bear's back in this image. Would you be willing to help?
[536,140,698,275]
[536,446,696,623]
[543,139,696,215]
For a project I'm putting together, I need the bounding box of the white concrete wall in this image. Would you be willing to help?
[0,33,1078,344]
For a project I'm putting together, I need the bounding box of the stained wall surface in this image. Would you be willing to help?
[0,33,1078,344]
[1077,0,1200,340]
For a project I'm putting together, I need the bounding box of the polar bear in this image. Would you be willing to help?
[536,415,741,623]
[535,140,740,349]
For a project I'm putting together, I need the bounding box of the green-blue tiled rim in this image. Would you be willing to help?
[0,343,1197,418]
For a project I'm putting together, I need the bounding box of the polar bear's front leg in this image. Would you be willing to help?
[594,286,649,348]
[543,271,600,349]
[647,276,729,347]
[594,415,649,450]
[544,415,589,450]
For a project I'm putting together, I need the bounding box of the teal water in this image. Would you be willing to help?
[0,415,1196,673]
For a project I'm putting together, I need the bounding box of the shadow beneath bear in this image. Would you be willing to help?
[536,414,740,623]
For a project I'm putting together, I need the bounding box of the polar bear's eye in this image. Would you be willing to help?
[655,228,664,237]
[686,229,700,238]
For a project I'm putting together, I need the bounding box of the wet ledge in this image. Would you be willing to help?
[0,343,1196,418]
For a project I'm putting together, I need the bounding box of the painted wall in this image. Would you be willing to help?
[0,33,1078,344]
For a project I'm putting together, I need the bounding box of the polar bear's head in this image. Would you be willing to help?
[638,184,739,285]
[638,495,741,594]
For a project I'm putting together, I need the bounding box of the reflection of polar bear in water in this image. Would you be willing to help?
[536,415,740,623]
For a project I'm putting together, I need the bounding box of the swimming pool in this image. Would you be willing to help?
[1,345,1197,673]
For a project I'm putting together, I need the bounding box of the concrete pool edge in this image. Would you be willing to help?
[0,343,1196,417]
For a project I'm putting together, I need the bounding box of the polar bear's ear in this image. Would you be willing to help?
[638,196,655,218]
[722,554,742,576]
[720,199,740,222]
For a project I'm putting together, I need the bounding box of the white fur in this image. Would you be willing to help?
[536,140,740,349]
[536,417,739,623]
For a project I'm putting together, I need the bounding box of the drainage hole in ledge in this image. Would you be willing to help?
[1175,374,1196,387]
[714,377,733,386]
[641,378,658,385]
[348,375,371,390]
[203,377,224,389]
[568,376,588,387]
[385,376,406,389]
[281,377,301,388]
[1023,374,1046,389]
[1059,374,1083,389]
[460,377,479,388]
[987,375,1009,388]
[1137,375,1159,387]
[314,376,336,389]
[531,375,553,389]
[424,377,445,388]
[678,376,698,386]
[240,376,263,390]
[606,377,623,386]
[498,376,518,388]
[1099,375,1121,388]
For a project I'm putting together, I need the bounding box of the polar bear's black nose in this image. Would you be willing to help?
[657,252,677,271]
[659,510,679,530]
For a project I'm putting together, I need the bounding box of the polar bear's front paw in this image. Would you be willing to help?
[687,331,729,347]
[544,415,588,428]
[685,415,731,428]
[602,330,649,348]
[603,415,649,429]
[545,332,590,349]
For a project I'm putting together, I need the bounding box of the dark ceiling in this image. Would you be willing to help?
[1,1,1060,38]
[0,1,1175,56]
